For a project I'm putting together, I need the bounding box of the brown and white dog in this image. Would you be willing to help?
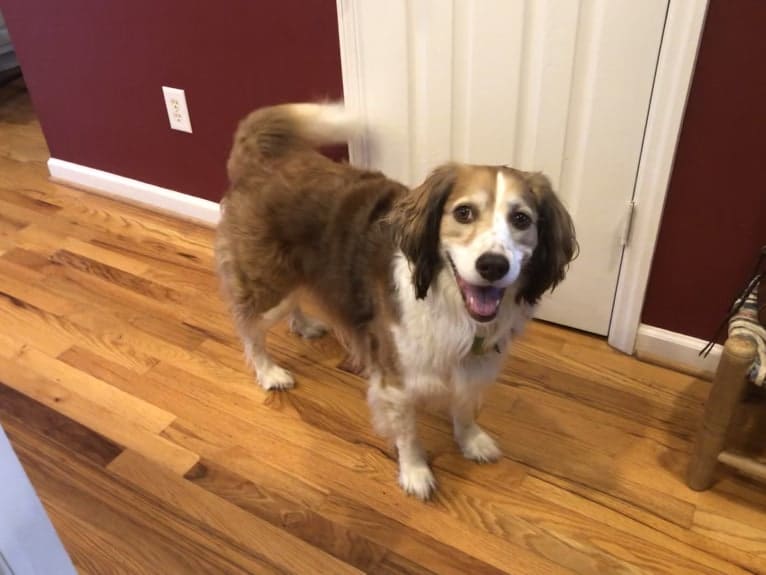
[216,103,576,499]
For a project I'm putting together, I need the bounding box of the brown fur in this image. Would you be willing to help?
[516,172,578,304]
[390,164,458,299]
[217,106,408,374]
[438,168,497,244]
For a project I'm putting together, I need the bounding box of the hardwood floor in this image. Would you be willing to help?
[2,79,766,574]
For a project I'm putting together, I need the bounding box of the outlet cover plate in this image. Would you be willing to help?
[161,86,192,133]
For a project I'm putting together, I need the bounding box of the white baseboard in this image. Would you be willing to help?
[635,324,721,379]
[47,158,220,227]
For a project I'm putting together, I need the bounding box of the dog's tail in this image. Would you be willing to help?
[227,102,360,183]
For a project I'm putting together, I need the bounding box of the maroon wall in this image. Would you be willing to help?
[642,0,766,341]
[2,0,343,201]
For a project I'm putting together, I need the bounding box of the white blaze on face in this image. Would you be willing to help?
[492,170,535,284]
[444,170,536,289]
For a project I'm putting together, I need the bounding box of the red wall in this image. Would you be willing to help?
[642,0,766,341]
[2,0,343,201]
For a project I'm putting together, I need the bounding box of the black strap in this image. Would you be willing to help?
[700,246,766,357]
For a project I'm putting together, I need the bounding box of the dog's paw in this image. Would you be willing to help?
[399,462,436,500]
[289,315,328,339]
[257,365,295,391]
[458,427,502,463]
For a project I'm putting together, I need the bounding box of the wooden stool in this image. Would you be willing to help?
[687,335,759,490]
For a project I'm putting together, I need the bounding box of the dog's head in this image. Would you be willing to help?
[396,164,577,322]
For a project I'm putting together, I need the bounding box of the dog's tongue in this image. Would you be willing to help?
[461,283,504,319]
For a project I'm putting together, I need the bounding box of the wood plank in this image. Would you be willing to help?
[5,419,272,575]
[0,287,75,356]
[58,236,150,275]
[108,450,364,575]
[693,503,766,559]
[1,181,81,208]
[0,291,159,371]
[0,382,122,468]
[0,353,196,475]
[67,305,208,353]
[0,246,54,271]
[477,385,698,527]
[49,249,187,305]
[55,190,215,249]
[184,456,507,575]
[0,258,79,315]
[1,187,63,214]
[519,474,758,574]
[40,254,234,349]
[505,343,704,439]
[8,224,79,255]
[44,503,235,575]
[59,206,216,271]
[12,344,175,433]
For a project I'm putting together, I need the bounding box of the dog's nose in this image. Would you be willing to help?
[476,253,510,282]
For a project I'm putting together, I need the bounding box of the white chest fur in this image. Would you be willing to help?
[390,253,533,397]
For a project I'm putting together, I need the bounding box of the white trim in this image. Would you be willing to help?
[336,0,411,182]
[47,158,220,227]
[608,0,708,353]
[335,0,368,167]
[408,0,455,183]
[635,324,721,378]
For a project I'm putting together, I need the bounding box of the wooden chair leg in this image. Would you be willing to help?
[687,336,757,491]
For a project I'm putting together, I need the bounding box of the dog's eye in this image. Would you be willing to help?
[453,205,475,224]
[509,212,532,230]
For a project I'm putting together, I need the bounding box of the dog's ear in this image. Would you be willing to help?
[396,164,457,299]
[518,172,578,305]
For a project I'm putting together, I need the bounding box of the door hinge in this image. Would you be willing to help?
[621,200,636,247]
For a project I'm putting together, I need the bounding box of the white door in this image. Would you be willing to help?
[338,0,669,335]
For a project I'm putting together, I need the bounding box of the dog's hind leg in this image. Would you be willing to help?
[289,306,328,339]
[237,295,297,391]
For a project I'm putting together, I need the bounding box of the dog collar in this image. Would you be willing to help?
[471,336,500,355]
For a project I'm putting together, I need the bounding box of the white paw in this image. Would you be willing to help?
[257,364,295,391]
[399,462,436,500]
[459,428,502,463]
[289,316,328,339]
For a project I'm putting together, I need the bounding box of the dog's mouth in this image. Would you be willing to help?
[447,257,505,322]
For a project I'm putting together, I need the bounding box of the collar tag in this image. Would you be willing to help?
[471,336,501,355]
[471,336,487,355]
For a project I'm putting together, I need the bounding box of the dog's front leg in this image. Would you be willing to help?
[451,391,502,463]
[367,374,435,500]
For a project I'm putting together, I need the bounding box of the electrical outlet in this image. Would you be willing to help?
[161,86,192,133]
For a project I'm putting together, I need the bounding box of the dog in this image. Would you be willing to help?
[215,103,577,499]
